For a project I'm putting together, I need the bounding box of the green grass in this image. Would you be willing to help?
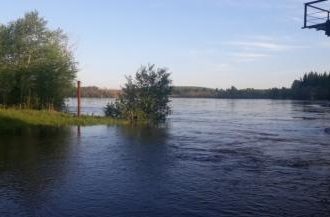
[0,108,128,130]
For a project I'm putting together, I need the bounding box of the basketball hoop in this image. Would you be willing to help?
[303,0,330,36]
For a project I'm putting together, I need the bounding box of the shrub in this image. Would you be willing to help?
[105,64,172,123]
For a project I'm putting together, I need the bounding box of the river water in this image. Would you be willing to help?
[1,99,330,217]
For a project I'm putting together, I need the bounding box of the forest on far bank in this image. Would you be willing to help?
[75,72,330,100]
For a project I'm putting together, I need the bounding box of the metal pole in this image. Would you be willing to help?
[77,80,81,117]
[304,3,308,28]
[306,0,328,5]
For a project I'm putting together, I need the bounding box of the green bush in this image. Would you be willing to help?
[105,64,172,123]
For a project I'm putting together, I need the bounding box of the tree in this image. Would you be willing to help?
[105,64,172,123]
[291,72,330,100]
[0,11,77,109]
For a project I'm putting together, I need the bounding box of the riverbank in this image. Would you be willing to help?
[0,108,128,130]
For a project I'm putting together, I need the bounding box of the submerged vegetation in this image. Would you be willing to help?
[0,108,127,130]
[105,64,172,123]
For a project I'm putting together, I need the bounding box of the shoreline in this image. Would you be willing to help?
[0,108,128,131]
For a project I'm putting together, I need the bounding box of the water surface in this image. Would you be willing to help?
[1,99,330,217]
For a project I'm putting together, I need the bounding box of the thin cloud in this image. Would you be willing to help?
[318,41,330,48]
[226,41,294,51]
[229,52,269,62]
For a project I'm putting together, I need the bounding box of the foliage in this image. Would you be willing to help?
[0,11,77,110]
[104,101,122,118]
[291,72,330,100]
[172,86,291,99]
[172,86,216,98]
[105,64,172,123]
[172,72,330,100]
[69,86,120,98]
[214,87,291,99]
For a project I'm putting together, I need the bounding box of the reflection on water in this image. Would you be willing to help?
[0,127,74,217]
[1,99,330,217]
[119,124,169,144]
[326,128,330,134]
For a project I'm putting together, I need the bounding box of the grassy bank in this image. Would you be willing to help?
[0,108,128,130]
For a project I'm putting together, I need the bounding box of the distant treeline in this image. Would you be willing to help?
[174,72,330,100]
[172,86,292,99]
[291,72,330,100]
[78,72,330,100]
[71,86,121,98]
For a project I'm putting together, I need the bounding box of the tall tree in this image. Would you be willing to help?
[0,11,77,109]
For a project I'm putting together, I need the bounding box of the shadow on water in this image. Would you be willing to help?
[0,115,35,134]
[115,124,172,172]
[291,101,330,124]
[115,124,172,174]
[0,126,75,216]
[291,101,330,113]
[118,124,170,145]
[325,128,330,134]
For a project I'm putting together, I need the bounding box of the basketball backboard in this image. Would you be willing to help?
[303,0,330,36]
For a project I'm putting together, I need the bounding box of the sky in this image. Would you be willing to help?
[1,0,330,89]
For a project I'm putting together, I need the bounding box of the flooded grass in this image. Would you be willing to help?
[0,108,128,130]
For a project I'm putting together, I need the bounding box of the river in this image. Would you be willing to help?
[1,99,330,216]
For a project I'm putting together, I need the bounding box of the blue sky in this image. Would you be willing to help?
[1,0,330,89]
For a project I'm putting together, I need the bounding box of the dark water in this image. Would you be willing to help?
[1,99,330,217]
